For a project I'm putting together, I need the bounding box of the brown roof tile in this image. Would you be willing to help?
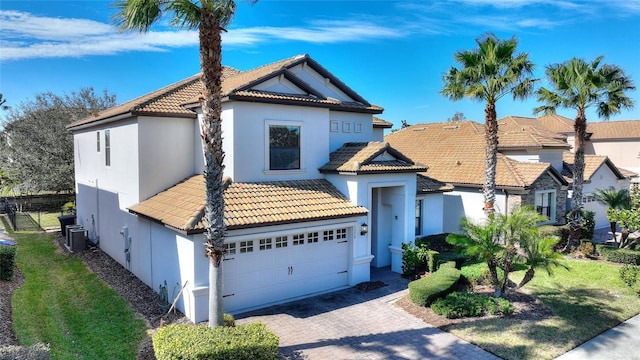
[319,142,428,174]
[587,120,640,140]
[417,174,454,193]
[128,175,367,233]
[69,54,382,130]
[373,116,393,128]
[385,121,565,188]
[535,114,575,134]
[562,152,626,183]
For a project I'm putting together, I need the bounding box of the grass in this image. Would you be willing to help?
[11,231,146,359]
[27,211,63,229]
[448,259,640,359]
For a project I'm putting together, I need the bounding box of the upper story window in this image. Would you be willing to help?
[96,131,101,152]
[105,129,111,166]
[268,123,301,170]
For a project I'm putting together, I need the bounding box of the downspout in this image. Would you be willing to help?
[95,178,100,247]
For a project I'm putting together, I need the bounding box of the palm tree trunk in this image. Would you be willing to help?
[565,111,587,252]
[610,221,618,243]
[517,268,535,289]
[199,10,226,328]
[484,101,498,214]
[488,258,502,297]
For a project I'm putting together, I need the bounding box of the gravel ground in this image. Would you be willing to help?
[0,231,190,360]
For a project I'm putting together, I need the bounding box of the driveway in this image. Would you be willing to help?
[236,267,499,360]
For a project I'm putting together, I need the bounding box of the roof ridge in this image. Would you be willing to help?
[502,156,527,187]
[132,74,202,111]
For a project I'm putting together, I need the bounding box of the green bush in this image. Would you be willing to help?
[439,252,467,269]
[426,250,440,273]
[431,292,514,318]
[0,343,50,360]
[596,244,640,265]
[540,225,569,250]
[620,264,640,287]
[439,261,457,269]
[580,211,595,241]
[408,266,460,306]
[153,323,278,360]
[461,263,505,288]
[0,245,16,281]
[579,240,595,257]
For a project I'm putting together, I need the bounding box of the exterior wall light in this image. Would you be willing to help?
[360,223,369,236]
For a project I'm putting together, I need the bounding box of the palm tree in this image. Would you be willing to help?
[447,215,504,296]
[114,0,257,328]
[442,33,535,213]
[535,57,635,251]
[516,235,567,289]
[594,187,631,242]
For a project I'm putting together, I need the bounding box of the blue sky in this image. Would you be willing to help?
[1,0,639,129]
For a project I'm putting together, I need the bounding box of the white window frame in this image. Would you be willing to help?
[104,129,111,166]
[264,120,304,174]
[534,189,556,224]
[96,131,101,152]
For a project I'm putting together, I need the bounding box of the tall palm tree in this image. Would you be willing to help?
[442,33,535,213]
[594,187,631,242]
[535,57,635,251]
[113,0,256,328]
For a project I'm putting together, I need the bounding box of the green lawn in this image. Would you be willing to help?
[27,211,62,229]
[11,231,146,359]
[448,259,640,359]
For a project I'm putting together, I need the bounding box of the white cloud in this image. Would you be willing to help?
[0,11,404,61]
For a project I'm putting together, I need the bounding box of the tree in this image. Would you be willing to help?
[606,186,640,249]
[0,88,115,194]
[0,93,9,111]
[594,187,631,242]
[447,111,466,122]
[442,33,535,213]
[114,0,256,328]
[448,206,566,297]
[535,56,635,251]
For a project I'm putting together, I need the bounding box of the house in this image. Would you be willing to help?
[584,120,640,182]
[385,120,569,233]
[562,152,630,229]
[67,54,450,323]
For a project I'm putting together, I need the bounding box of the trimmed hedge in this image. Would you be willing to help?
[426,250,440,273]
[408,266,461,307]
[596,244,640,265]
[439,252,467,269]
[153,323,279,360]
[0,245,16,281]
[439,261,457,269]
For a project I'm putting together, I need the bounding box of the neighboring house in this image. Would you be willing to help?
[372,116,393,141]
[562,152,630,229]
[385,120,569,233]
[67,54,449,323]
[584,120,640,182]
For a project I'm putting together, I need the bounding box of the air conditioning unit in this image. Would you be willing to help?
[65,224,83,249]
[66,227,88,252]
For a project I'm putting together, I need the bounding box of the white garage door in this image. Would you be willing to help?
[222,227,350,313]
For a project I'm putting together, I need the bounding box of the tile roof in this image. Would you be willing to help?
[498,116,569,144]
[373,117,393,128]
[319,142,428,174]
[385,121,566,189]
[562,152,626,183]
[417,174,454,193]
[587,120,640,140]
[128,175,368,233]
[69,54,382,130]
[535,114,575,134]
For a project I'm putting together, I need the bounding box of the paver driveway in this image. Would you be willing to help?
[236,267,499,360]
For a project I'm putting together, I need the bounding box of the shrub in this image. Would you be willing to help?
[224,313,236,327]
[0,245,16,281]
[0,343,51,360]
[408,266,460,306]
[439,261,457,269]
[461,263,504,288]
[153,323,278,360]
[620,265,640,287]
[401,242,421,276]
[426,250,440,273]
[541,225,569,250]
[416,233,457,252]
[430,292,514,318]
[596,244,640,265]
[580,211,595,241]
[439,252,467,269]
[579,240,595,258]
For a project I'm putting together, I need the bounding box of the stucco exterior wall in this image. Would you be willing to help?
[442,188,508,233]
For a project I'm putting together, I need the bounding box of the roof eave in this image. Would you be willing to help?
[227,95,383,114]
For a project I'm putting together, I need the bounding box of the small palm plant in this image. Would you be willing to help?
[517,235,568,289]
[594,187,631,242]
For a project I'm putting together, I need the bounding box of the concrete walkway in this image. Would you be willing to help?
[236,267,499,360]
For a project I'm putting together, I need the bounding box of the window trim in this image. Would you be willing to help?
[104,129,111,166]
[415,199,423,236]
[534,189,556,224]
[96,131,101,152]
[265,120,304,173]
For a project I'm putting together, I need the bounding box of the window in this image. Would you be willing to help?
[269,124,300,170]
[96,131,101,152]
[224,243,236,255]
[292,233,305,246]
[307,232,319,243]
[105,129,111,166]
[535,190,556,222]
[259,238,272,251]
[323,230,334,241]
[275,236,287,248]
[415,199,423,236]
[240,240,253,253]
[336,228,347,240]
